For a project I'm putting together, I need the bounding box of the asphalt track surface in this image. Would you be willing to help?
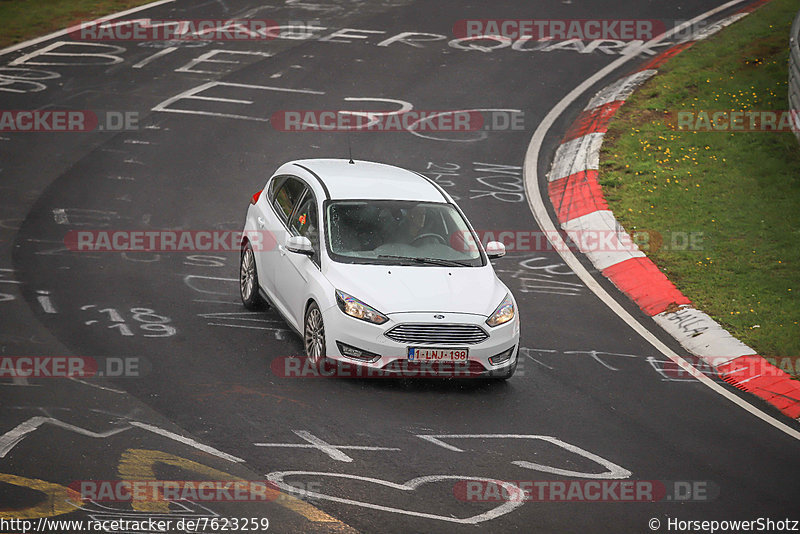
[1,1,799,533]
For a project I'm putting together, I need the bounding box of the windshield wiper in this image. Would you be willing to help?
[377,254,470,267]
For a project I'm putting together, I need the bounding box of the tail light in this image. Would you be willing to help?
[250,190,262,205]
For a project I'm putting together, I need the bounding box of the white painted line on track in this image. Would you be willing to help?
[255,430,400,462]
[0,416,129,458]
[132,46,178,69]
[0,0,176,58]
[415,434,631,479]
[523,0,800,441]
[265,471,525,525]
[68,377,126,394]
[129,421,245,463]
[152,81,325,121]
[36,290,57,313]
[0,417,246,464]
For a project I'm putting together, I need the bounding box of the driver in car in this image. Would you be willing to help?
[395,205,432,245]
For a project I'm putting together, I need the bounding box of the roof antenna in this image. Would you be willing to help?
[347,132,355,164]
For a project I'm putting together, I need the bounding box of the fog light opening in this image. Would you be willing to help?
[488,346,515,366]
[336,341,380,363]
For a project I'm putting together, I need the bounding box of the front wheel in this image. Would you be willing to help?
[240,241,265,310]
[304,302,326,365]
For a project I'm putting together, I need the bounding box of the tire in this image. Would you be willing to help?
[240,241,265,310]
[304,302,326,365]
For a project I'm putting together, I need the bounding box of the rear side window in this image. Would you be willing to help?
[272,177,305,222]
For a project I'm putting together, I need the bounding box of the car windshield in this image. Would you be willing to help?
[326,200,484,266]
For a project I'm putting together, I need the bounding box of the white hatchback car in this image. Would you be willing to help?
[240,159,519,378]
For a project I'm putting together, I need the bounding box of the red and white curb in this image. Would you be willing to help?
[546,5,800,420]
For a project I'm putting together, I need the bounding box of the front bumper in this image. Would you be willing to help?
[321,309,520,377]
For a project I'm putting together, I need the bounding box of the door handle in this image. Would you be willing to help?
[257,217,266,228]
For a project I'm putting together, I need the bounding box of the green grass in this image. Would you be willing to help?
[0,0,154,49]
[600,0,800,370]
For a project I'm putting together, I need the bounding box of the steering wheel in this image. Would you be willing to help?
[411,233,447,245]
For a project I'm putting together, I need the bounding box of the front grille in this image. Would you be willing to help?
[384,323,489,345]
[381,359,487,376]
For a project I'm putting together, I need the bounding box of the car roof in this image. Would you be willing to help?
[283,159,448,202]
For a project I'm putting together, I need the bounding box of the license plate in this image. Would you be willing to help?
[408,348,469,361]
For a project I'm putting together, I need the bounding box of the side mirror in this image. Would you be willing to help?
[286,235,314,256]
[485,241,506,259]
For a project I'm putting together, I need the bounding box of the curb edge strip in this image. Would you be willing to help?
[545,4,800,420]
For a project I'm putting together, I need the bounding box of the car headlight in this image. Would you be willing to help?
[335,290,388,325]
[486,293,515,327]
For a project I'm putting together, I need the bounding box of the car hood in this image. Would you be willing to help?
[323,262,508,316]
